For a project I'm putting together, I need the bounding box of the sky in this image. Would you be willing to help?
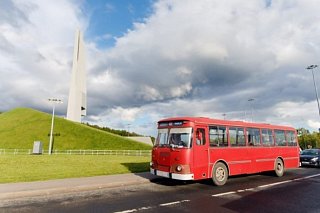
[1,0,320,136]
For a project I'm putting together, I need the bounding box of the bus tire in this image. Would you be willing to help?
[274,158,284,177]
[212,162,228,186]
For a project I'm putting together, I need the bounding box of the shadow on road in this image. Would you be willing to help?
[121,162,149,173]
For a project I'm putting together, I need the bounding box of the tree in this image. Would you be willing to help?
[298,128,320,149]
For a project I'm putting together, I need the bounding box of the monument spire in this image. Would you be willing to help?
[67,30,86,122]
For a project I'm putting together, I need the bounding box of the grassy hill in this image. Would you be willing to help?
[0,108,152,150]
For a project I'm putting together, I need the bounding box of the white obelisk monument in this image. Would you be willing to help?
[67,30,86,122]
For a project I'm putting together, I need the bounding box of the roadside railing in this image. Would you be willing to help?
[0,149,151,156]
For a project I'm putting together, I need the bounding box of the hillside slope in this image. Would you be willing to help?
[0,108,151,150]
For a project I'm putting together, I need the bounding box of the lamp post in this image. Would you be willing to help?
[248,98,255,122]
[48,98,63,155]
[306,65,320,118]
[127,123,131,137]
[222,113,226,120]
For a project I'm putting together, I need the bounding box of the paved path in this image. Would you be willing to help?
[0,172,156,202]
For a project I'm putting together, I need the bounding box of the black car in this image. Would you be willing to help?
[300,149,320,167]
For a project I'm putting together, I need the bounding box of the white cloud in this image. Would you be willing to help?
[0,0,85,112]
[307,120,320,131]
[111,107,141,122]
[264,101,320,131]
[139,85,163,101]
[1,0,320,136]
[170,83,192,98]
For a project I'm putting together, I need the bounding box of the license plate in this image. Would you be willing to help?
[157,170,170,178]
[301,161,310,164]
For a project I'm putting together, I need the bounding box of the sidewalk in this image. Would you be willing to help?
[0,172,157,202]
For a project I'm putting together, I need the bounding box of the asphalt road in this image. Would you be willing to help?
[2,167,320,213]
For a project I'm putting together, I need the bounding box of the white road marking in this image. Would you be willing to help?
[212,191,237,197]
[114,209,137,213]
[114,206,154,213]
[293,173,320,181]
[257,180,292,189]
[114,200,190,213]
[212,173,320,198]
[116,173,320,212]
[159,199,190,206]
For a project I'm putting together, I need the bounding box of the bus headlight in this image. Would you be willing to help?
[150,162,154,167]
[170,164,190,174]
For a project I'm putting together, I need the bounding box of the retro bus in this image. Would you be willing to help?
[150,117,300,186]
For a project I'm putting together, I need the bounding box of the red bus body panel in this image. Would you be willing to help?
[151,117,300,181]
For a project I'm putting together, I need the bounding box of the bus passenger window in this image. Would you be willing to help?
[286,131,297,146]
[262,129,274,146]
[275,130,286,146]
[247,128,261,146]
[229,127,245,146]
[209,126,227,147]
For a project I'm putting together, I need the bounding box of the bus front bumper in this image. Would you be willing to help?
[150,168,194,180]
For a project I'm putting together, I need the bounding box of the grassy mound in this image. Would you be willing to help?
[0,108,151,150]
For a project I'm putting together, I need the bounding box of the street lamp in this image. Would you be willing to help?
[248,98,255,122]
[306,65,320,118]
[127,123,131,137]
[222,113,226,120]
[48,98,63,155]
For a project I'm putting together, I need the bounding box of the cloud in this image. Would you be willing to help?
[1,0,320,136]
[307,120,320,131]
[92,0,318,107]
[87,0,320,134]
[0,0,85,112]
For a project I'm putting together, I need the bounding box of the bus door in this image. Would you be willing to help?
[193,127,209,179]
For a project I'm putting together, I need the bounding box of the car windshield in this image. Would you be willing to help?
[155,127,192,148]
[301,149,319,156]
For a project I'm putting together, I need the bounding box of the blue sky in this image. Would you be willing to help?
[84,0,154,48]
[1,0,320,136]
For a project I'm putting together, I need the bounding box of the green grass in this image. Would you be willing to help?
[0,108,152,183]
[0,108,152,150]
[0,155,150,183]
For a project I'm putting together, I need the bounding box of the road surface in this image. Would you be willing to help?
[1,167,320,213]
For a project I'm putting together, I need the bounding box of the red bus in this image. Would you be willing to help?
[150,117,300,186]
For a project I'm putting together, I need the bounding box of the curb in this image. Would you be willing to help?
[0,172,158,205]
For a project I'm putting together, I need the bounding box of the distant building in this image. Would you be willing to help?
[67,30,86,122]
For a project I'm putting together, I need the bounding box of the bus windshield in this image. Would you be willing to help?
[156,128,169,146]
[155,127,192,148]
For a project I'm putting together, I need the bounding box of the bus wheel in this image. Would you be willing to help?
[212,162,228,186]
[274,158,284,177]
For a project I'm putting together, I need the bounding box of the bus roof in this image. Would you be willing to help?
[158,117,296,131]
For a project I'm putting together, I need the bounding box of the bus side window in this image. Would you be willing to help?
[196,128,206,146]
[209,126,219,146]
[262,129,274,146]
[247,128,261,146]
[286,131,297,146]
[275,130,286,146]
[209,126,227,147]
[229,127,245,147]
